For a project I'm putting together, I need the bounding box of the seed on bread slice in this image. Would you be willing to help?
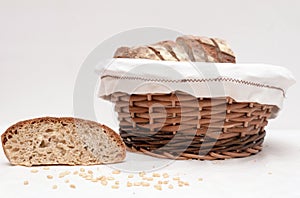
[1,117,126,166]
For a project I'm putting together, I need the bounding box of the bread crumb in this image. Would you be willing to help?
[173,177,180,181]
[178,180,189,187]
[47,175,53,179]
[146,177,153,181]
[98,176,106,181]
[128,174,134,178]
[178,181,186,186]
[268,172,272,175]
[88,170,93,175]
[162,173,169,178]
[80,168,85,172]
[163,180,169,184]
[43,167,50,170]
[152,173,160,177]
[115,181,120,185]
[30,169,39,173]
[112,170,121,174]
[101,180,108,186]
[65,179,70,183]
[52,185,58,190]
[85,175,92,180]
[111,185,119,189]
[168,184,173,189]
[107,176,115,180]
[59,171,71,178]
[198,178,203,181]
[70,184,76,189]
[158,181,163,185]
[79,173,84,177]
[23,180,29,185]
[134,182,141,186]
[139,171,146,177]
[154,184,162,190]
[91,178,98,182]
[127,181,133,187]
[141,182,150,187]
[73,171,78,175]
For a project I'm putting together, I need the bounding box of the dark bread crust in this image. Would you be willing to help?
[1,117,126,166]
[194,36,220,62]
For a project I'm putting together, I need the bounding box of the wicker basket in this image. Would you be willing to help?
[111,91,274,160]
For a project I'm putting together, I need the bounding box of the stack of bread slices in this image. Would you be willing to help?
[114,35,235,63]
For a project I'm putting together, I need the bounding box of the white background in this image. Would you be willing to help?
[0,0,299,129]
[0,1,300,198]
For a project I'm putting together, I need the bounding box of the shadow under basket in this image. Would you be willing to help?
[111,91,274,160]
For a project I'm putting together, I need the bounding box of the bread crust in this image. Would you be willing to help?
[211,38,236,63]
[1,117,126,166]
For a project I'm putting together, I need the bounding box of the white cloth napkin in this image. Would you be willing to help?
[97,58,295,118]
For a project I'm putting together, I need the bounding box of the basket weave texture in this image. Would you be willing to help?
[111,91,274,160]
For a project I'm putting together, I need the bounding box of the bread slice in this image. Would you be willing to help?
[132,46,162,60]
[113,46,132,58]
[1,117,126,166]
[113,46,161,60]
[156,40,190,61]
[211,38,236,63]
[176,35,207,62]
[147,44,178,61]
[193,36,219,62]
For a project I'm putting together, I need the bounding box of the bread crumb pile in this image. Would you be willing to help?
[23,166,203,191]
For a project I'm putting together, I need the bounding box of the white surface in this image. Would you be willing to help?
[0,2,299,197]
[98,58,295,112]
[0,0,299,130]
[1,126,300,198]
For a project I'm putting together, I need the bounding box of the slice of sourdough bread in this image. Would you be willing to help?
[147,44,178,61]
[1,117,126,166]
[156,40,190,61]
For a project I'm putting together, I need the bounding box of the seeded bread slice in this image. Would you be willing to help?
[1,117,126,166]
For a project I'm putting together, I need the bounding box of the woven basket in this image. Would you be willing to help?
[111,91,274,160]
